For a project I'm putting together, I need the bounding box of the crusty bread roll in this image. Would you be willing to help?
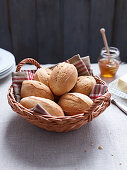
[72,76,96,96]
[21,80,54,100]
[20,96,64,117]
[49,62,78,96]
[34,68,52,87]
[58,93,93,116]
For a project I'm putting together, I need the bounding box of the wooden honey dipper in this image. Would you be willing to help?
[99,28,119,77]
[100,28,111,59]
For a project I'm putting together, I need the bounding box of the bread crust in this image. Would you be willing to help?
[72,76,96,95]
[20,96,64,117]
[34,68,52,87]
[49,63,78,96]
[58,92,93,115]
[21,80,54,100]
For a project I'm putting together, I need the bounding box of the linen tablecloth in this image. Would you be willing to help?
[0,64,127,170]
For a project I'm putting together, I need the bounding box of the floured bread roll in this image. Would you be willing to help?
[34,68,52,87]
[21,80,54,100]
[49,62,78,96]
[20,96,64,117]
[58,93,93,116]
[72,76,96,96]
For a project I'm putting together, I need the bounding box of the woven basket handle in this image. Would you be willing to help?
[16,58,41,72]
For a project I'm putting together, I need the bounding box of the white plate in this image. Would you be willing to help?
[0,48,15,73]
[108,79,127,99]
[0,61,15,76]
[0,62,15,79]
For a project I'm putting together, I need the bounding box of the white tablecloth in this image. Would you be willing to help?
[0,64,127,170]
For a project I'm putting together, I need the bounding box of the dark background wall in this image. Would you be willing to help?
[0,0,127,64]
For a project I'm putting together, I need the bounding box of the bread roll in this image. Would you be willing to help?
[20,96,64,117]
[34,68,52,87]
[72,76,96,96]
[58,93,93,116]
[21,80,54,100]
[49,62,78,96]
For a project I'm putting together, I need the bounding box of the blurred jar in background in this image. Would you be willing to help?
[98,47,120,77]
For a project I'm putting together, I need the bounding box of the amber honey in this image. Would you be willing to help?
[98,47,120,77]
[98,58,119,77]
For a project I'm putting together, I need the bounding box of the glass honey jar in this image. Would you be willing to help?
[98,47,120,77]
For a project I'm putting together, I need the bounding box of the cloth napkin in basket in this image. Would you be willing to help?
[12,55,107,115]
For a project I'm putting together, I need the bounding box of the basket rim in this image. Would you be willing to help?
[7,57,111,122]
[8,76,111,121]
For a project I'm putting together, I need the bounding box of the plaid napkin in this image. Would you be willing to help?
[12,55,107,115]
[82,56,93,75]
[12,70,36,102]
[66,54,90,76]
[31,104,50,115]
[89,84,107,101]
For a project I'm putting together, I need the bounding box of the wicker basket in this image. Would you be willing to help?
[7,58,111,132]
